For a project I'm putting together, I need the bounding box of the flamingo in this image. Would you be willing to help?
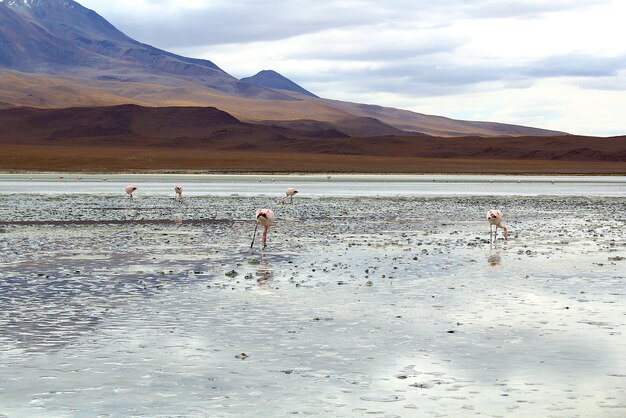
[251,209,275,249]
[487,210,509,241]
[125,185,137,198]
[175,185,184,202]
[281,188,298,204]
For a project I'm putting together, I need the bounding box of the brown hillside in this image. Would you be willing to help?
[0,106,624,174]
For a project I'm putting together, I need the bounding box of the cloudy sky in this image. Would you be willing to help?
[79,0,626,136]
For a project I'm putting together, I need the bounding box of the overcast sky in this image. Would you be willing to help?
[79,0,626,136]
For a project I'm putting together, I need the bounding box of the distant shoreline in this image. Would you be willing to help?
[1,169,624,176]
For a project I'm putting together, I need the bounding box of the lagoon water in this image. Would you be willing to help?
[0,173,625,197]
[0,174,625,417]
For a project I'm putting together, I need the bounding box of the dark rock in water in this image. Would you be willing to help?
[225,270,239,278]
[410,383,432,389]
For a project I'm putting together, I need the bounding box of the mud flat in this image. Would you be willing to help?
[0,183,625,416]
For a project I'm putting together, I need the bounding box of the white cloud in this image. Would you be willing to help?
[77,0,626,135]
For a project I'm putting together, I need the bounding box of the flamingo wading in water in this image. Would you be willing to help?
[487,210,509,242]
[251,209,275,249]
[175,185,184,202]
[125,185,137,198]
[281,188,298,204]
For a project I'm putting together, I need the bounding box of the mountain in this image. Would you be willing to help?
[0,0,293,100]
[0,0,567,137]
[241,70,318,98]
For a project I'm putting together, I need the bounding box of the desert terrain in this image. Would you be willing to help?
[1,105,624,174]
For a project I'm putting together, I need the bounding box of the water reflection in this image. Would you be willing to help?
[255,254,274,286]
[487,251,502,267]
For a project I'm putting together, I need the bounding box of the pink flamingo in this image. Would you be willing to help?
[125,185,137,198]
[281,188,298,204]
[487,210,509,241]
[251,209,275,249]
[175,185,184,202]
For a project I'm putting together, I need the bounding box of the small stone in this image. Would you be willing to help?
[225,270,239,278]
[409,383,432,389]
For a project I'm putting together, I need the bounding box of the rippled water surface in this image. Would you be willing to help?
[0,175,625,417]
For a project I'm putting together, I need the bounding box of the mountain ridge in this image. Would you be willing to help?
[241,70,319,98]
[0,0,568,137]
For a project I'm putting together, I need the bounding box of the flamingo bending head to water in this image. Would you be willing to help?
[175,185,184,202]
[487,210,509,240]
[252,208,275,249]
[281,188,298,204]
[125,185,137,198]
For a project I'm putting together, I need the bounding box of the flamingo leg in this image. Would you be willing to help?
[250,223,259,249]
[262,227,268,249]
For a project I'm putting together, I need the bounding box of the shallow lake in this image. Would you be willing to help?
[0,175,625,417]
[0,173,625,197]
